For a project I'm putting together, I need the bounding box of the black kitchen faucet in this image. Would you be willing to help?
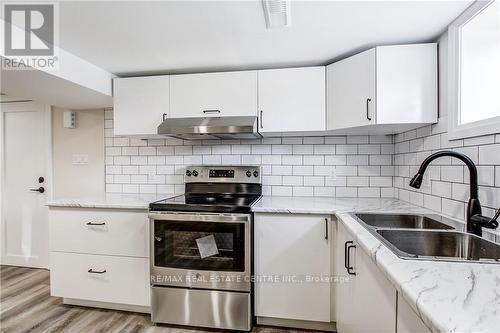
[409,150,499,236]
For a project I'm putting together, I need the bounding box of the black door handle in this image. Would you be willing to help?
[347,243,356,276]
[88,269,106,274]
[324,218,328,240]
[202,109,221,114]
[344,241,353,270]
[260,110,264,129]
[30,187,45,193]
[366,98,372,121]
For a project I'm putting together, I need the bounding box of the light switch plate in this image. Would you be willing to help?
[72,154,89,165]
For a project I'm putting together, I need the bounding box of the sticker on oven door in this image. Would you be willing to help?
[196,235,219,258]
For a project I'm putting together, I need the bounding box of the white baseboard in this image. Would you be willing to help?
[63,298,150,314]
[256,316,336,331]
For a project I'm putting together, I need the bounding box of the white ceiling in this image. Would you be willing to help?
[58,0,472,77]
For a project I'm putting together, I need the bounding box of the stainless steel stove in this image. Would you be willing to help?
[149,166,262,331]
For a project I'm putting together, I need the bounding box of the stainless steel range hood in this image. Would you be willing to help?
[157,116,261,140]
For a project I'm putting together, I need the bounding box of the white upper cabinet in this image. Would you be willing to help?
[327,43,437,131]
[258,67,326,134]
[169,71,258,118]
[113,76,169,136]
[327,49,376,130]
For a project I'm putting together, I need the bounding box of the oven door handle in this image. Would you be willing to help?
[149,212,249,223]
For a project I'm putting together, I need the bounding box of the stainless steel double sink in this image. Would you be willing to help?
[353,213,500,263]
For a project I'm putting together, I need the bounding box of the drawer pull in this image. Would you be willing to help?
[88,269,106,274]
[86,222,106,226]
[202,109,221,114]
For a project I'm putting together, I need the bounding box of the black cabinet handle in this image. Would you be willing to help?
[366,98,372,121]
[347,243,356,276]
[344,241,353,270]
[86,222,106,226]
[260,110,264,129]
[162,113,167,121]
[88,269,106,274]
[202,109,221,114]
[324,218,328,240]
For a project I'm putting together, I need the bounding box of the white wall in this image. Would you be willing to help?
[52,108,105,197]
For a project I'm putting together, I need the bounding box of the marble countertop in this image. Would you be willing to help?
[47,194,500,331]
[46,193,175,210]
[336,211,500,333]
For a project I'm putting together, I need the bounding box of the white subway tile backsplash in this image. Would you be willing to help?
[370,177,393,187]
[303,137,324,144]
[273,165,293,175]
[479,144,500,165]
[325,136,346,144]
[103,114,409,197]
[358,187,380,198]
[282,137,302,144]
[231,145,251,154]
[282,155,302,165]
[347,176,369,187]
[293,145,314,155]
[313,145,335,155]
[347,136,369,144]
[394,118,500,220]
[293,186,314,196]
[252,145,272,155]
[272,145,293,155]
[336,145,357,154]
[304,176,325,187]
[272,186,293,196]
[336,187,357,197]
[303,155,324,165]
[283,176,303,186]
[203,155,223,165]
[441,166,464,183]
[293,165,314,176]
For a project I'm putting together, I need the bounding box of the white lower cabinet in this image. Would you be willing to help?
[254,213,332,323]
[335,219,396,333]
[48,207,150,308]
[50,252,150,306]
[397,294,431,333]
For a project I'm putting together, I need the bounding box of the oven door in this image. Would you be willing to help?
[150,212,251,292]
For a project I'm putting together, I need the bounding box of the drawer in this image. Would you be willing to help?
[49,208,148,257]
[50,252,150,306]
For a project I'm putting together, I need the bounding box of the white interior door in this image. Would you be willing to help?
[1,102,50,268]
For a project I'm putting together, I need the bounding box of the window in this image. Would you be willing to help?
[448,0,500,139]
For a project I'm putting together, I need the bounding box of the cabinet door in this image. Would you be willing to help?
[254,213,331,322]
[335,219,396,333]
[169,71,257,118]
[113,76,169,136]
[258,67,325,133]
[397,294,430,333]
[353,244,397,333]
[334,221,358,333]
[326,48,375,130]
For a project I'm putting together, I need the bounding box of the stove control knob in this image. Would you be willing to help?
[186,170,192,177]
[253,170,259,178]
[192,170,199,177]
[246,170,252,177]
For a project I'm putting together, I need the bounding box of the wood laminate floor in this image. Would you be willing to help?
[0,266,320,333]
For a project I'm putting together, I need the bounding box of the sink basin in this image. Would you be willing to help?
[376,229,500,263]
[354,213,454,230]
